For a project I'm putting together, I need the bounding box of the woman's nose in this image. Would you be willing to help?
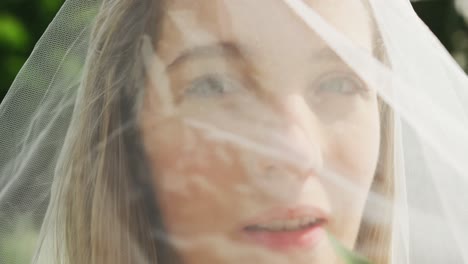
[247,93,324,200]
[266,92,324,176]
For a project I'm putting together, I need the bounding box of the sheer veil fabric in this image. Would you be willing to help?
[0,0,468,263]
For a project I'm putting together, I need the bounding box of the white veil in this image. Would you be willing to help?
[1,0,468,263]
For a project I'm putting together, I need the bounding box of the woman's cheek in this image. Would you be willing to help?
[321,103,380,247]
[323,97,380,182]
[142,120,243,235]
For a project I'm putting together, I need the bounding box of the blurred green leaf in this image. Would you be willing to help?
[0,218,38,264]
[0,15,29,50]
[3,55,27,77]
[328,233,373,264]
[40,0,64,16]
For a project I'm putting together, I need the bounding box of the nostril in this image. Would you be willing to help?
[263,161,320,183]
[251,162,322,201]
[264,165,288,181]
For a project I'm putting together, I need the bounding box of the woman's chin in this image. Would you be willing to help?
[175,233,335,264]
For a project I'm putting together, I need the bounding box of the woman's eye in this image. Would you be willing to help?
[185,75,241,98]
[316,74,365,95]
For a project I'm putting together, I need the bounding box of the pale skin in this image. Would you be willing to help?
[140,0,380,263]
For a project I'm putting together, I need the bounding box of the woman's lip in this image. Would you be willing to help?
[241,205,330,227]
[241,223,326,251]
[239,205,329,251]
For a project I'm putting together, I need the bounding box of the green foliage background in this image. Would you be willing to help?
[0,0,467,103]
[0,0,65,101]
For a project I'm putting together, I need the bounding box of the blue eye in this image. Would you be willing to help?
[317,74,364,95]
[185,75,241,97]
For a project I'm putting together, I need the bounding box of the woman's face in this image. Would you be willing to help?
[140,0,380,263]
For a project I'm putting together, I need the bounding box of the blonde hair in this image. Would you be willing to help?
[356,98,394,264]
[50,1,164,263]
[47,1,394,263]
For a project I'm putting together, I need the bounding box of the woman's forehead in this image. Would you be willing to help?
[157,0,373,66]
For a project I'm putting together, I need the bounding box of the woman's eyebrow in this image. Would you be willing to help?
[166,42,349,72]
[310,47,343,62]
[167,42,248,71]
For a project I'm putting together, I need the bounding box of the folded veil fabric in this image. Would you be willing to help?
[1,0,468,263]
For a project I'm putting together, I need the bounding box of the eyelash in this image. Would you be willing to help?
[183,72,367,99]
[313,73,367,96]
[184,74,242,98]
